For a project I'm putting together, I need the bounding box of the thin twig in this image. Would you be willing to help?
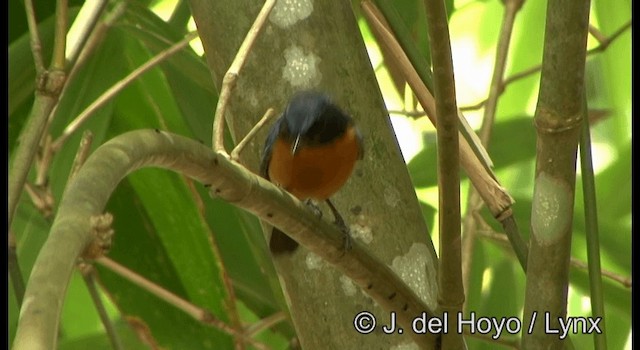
[588,24,607,45]
[68,131,94,180]
[462,0,525,308]
[212,0,276,152]
[23,183,54,219]
[476,228,632,289]
[569,258,631,289]
[52,0,69,71]
[24,0,45,73]
[587,21,631,54]
[78,263,124,350]
[461,191,482,312]
[95,257,270,350]
[244,311,288,337]
[35,134,53,187]
[387,109,427,118]
[230,108,276,161]
[51,31,199,151]
[71,1,128,78]
[478,0,523,144]
[461,21,631,111]
[362,2,512,220]
[579,91,607,350]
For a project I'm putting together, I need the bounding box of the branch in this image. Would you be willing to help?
[361,1,514,221]
[78,263,124,350]
[24,0,45,73]
[8,70,66,226]
[211,0,275,152]
[462,0,526,306]
[95,257,270,350]
[52,0,69,71]
[578,92,607,349]
[13,130,438,350]
[422,0,465,348]
[51,31,199,152]
[461,21,631,111]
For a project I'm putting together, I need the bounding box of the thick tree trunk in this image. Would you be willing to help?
[188,1,439,348]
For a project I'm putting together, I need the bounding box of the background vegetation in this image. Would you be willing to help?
[9,0,630,349]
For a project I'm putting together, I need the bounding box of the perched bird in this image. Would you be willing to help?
[260,91,364,254]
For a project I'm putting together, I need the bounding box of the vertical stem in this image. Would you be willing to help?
[52,0,69,70]
[522,0,591,347]
[478,0,524,143]
[24,0,45,73]
[9,91,63,226]
[10,0,69,226]
[579,94,607,350]
[423,0,464,348]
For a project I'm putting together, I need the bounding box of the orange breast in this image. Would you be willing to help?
[268,127,361,200]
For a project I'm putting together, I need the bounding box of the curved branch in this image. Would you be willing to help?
[13,130,438,350]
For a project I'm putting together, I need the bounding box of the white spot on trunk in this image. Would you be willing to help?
[391,243,437,310]
[270,0,314,28]
[282,45,321,88]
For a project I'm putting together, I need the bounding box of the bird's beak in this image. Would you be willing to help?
[291,134,301,155]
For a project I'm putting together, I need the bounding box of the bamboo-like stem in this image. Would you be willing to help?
[211,0,276,152]
[13,130,439,349]
[51,31,198,151]
[24,0,45,73]
[52,0,69,71]
[522,0,591,346]
[423,0,465,348]
[8,81,65,227]
[10,0,68,226]
[579,93,607,350]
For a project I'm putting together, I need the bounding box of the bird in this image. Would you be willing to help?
[260,91,364,254]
